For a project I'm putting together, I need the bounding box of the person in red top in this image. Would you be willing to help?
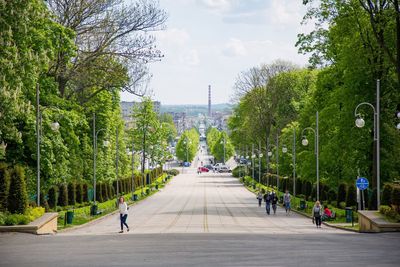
[323,206,332,220]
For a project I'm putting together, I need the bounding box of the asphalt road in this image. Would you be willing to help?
[0,147,399,266]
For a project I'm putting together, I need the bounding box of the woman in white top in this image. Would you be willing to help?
[118,196,129,233]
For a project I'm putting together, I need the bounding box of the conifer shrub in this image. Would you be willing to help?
[7,165,28,214]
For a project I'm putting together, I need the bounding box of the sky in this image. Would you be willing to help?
[121,0,312,105]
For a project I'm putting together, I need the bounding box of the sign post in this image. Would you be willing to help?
[356,177,369,210]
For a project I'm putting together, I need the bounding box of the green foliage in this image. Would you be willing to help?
[337,183,347,205]
[68,183,76,206]
[176,129,199,162]
[7,165,28,214]
[48,186,58,208]
[166,169,179,176]
[75,184,83,204]
[4,214,30,226]
[58,184,68,207]
[382,183,393,205]
[346,184,357,207]
[25,207,45,222]
[0,163,10,211]
[391,186,400,211]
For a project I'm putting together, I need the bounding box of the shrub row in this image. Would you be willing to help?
[0,163,28,214]
[166,169,179,176]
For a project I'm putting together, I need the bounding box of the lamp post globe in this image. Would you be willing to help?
[259,153,263,158]
[267,151,272,157]
[50,121,60,131]
[103,140,110,147]
[302,138,309,146]
[282,146,288,153]
[397,123,400,130]
[355,117,365,128]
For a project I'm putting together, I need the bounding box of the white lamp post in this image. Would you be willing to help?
[354,79,380,209]
[301,111,319,201]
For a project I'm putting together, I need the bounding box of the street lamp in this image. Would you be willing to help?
[354,79,380,209]
[258,141,263,186]
[36,83,64,206]
[220,137,226,164]
[93,123,109,204]
[301,111,319,201]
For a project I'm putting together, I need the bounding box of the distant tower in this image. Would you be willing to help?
[208,85,211,117]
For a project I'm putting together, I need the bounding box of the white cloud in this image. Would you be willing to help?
[222,38,247,57]
[196,0,232,12]
[180,49,200,66]
[156,28,190,47]
[266,0,303,27]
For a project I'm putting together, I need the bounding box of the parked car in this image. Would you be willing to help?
[213,163,224,171]
[204,164,214,171]
[218,166,231,173]
[198,166,209,173]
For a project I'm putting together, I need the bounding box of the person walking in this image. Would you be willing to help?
[283,190,291,215]
[118,196,130,233]
[264,192,271,215]
[257,191,263,207]
[271,191,278,215]
[312,201,323,228]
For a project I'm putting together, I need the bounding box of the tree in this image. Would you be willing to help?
[58,184,68,207]
[47,0,167,101]
[337,183,347,206]
[0,163,10,211]
[7,165,28,214]
[346,184,357,207]
[176,129,199,162]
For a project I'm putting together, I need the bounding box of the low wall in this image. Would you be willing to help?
[0,212,58,235]
[358,210,400,233]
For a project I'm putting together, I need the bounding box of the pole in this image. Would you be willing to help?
[258,141,261,185]
[93,113,96,203]
[36,83,40,206]
[246,145,248,176]
[376,79,380,209]
[276,133,279,190]
[316,111,320,201]
[293,128,296,197]
[131,142,135,197]
[266,137,269,186]
[223,138,225,164]
[252,144,254,179]
[116,126,119,197]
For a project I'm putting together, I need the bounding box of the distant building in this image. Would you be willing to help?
[120,101,161,127]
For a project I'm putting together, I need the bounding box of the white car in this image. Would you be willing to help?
[213,163,230,172]
[218,166,231,173]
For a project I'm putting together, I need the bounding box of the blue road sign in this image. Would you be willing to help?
[356,177,369,191]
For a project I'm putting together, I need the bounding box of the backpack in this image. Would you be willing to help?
[314,206,321,217]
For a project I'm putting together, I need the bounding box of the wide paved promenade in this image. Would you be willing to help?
[0,151,399,266]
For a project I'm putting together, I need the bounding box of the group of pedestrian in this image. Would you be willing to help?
[256,189,326,229]
[257,190,280,215]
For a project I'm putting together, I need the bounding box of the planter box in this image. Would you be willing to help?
[0,212,58,235]
[358,210,400,233]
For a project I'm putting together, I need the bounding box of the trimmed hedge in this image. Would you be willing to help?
[58,184,68,207]
[68,183,76,206]
[7,165,28,214]
[48,186,58,208]
[0,163,10,211]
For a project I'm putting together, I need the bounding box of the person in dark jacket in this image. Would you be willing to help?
[271,191,278,215]
[264,192,272,215]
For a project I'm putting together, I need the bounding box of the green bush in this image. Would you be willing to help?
[4,213,30,225]
[391,186,400,212]
[379,205,392,215]
[0,211,6,225]
[58,184,68,207]
[68,183,76,206]
[48,186,58,208]
[382,184,393,206]
[25,207,45,221]
[232,166,245,178]
[328,189,336,204]
[7,165,28,214]
[0,163,10,211]
[337,183,347,205]
[101,183,108,201]
[82,184,88,202]
[369,188,377,210]
[75,183,83,204]
[166,169,179,176]
[346,184,357,207]
[339,201,346,209]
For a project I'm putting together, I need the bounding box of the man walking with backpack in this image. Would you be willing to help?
[271,191,278,215]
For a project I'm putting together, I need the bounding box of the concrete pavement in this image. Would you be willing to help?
[0,145,399,266]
